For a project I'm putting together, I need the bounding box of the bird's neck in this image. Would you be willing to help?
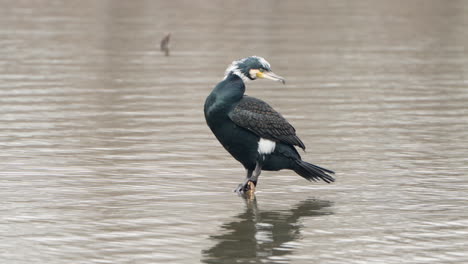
[213,73,245,103]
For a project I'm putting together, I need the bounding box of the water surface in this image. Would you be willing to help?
[1,1,467,263]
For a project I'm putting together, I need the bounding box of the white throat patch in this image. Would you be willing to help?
[258,138,276,155]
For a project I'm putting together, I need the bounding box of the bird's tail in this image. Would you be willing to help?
[293,160,335,183]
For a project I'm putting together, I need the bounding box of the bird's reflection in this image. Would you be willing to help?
[202,197,333,264]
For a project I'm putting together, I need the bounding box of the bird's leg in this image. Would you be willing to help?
[234,155,265,194]
[234,169,253,193]
[249,156,264,186]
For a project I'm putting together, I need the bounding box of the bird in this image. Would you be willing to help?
[204,56,335,194]
[160,33,171,56]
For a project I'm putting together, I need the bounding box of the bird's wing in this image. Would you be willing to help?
[229,96,306,150]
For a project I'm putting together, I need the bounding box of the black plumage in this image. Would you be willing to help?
[204,56,335,193]
[229,96,306,150]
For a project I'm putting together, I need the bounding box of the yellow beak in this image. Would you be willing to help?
[256,71,285,84]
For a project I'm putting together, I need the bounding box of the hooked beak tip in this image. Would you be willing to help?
[262,71,286,84]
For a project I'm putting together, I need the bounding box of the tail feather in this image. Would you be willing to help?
[294,160,335,183]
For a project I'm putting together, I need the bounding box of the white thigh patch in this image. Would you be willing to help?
[257,138,276,155]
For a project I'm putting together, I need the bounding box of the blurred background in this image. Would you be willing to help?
[1,0,467,263]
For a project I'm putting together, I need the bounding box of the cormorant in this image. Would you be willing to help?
[204,56,335,193]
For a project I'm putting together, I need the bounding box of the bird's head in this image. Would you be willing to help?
[224,56,285,84]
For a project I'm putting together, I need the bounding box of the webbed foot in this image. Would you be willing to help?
[234,180,256,195]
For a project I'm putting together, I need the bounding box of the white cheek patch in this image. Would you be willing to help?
[249,69,259,79]
[258,138,276,155]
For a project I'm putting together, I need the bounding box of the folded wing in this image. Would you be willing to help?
[229,95,306,150]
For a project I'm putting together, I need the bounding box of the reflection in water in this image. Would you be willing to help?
[202,198,333,264]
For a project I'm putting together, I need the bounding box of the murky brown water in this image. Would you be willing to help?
[1,1,468,263]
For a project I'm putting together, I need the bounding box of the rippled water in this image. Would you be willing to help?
[1,1,467,263]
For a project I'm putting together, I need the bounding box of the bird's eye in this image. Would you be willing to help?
[259,68,264,72]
